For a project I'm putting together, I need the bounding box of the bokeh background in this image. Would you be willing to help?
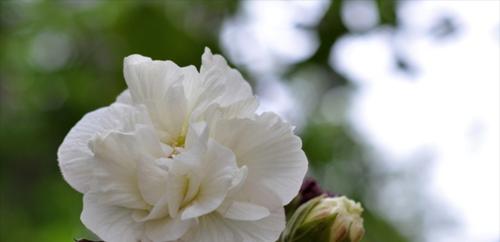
[0,0,498,242]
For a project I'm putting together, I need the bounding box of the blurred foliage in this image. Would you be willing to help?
[0,0,415,242]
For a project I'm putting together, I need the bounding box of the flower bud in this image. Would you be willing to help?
[309,196,364,242]
[281,195,365,242]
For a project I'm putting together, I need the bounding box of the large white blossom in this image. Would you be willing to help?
[58,48,308,242]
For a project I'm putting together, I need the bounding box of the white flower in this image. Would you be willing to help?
[58,48,308,242]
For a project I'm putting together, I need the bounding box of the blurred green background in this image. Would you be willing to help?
[1,1,497,242]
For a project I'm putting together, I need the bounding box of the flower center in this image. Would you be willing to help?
[166,115,190,151]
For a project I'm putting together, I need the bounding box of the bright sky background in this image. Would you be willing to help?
[221,1,500,242]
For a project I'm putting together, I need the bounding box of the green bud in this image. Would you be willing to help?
[281,195,365,242]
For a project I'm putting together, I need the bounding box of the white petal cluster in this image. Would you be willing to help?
[58,48,308,242]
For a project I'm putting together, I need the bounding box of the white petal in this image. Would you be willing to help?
[90,127,162,209]
[216,201,270,221]
[192,97,258,134]
[217,97,258,119]
[178,139,238,220]
[187,206,285,242]
[132,191,170,223]
[57,103,150,193]
[116,89,133,104]
[200,48,253,106]
[213,112,308,205]
[232,206,286,242]
[123,55,192,144]
[123,54,181,104]
[180,174,230,220]
[183,214,235,242]
[187,78,225,121]
[145,216,192,242]
[137,156,168,205]
[165,173,187,218]
[184,122,209,155]
[227,165,248,196]
[181,65,204,108]
[217,179,282,221]
[147,83,189,144]
[81,193,145,242]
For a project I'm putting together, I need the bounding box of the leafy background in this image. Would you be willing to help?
[0,1,498,242]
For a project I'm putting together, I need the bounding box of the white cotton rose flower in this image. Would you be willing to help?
[58,48,308,242]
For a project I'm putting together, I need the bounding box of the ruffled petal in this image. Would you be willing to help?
[145,216,193,242]
[192,97,258,134]
[57,103,150,193]
[186,206,285,242]
[216,201,270,221]
[213,112,308,205]
[89,125,163,209]
[217,179,282,221]
[116,89,133,104]
[123,54,182,104]
[132,193,169,222]
[147,83,189,144]
[184,122,209,156]
[81,193,145,242]
[200,48,253,106]
[137,159,168,206]
[123,55,192,144]
[186,139,238,216]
